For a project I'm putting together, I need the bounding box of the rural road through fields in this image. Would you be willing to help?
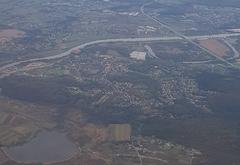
[0,33,240,73]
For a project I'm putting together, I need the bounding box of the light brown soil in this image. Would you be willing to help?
[198,39,230,57]
[0,29,25,42]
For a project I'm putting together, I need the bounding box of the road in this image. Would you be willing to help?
[131,143,143,165]
[223,39,240,60]
[1,33,240,73]
[144,45,159,59]
[182,60,215,64]
[140,1,236,67]
[114,154,168,163]
[1,0,240,73]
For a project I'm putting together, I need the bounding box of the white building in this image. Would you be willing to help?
[130,51,146,61]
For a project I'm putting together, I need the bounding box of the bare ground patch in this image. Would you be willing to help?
[198,39,231,57]
[0,29,25,43]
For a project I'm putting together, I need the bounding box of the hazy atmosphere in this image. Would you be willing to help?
[0,0,240,165]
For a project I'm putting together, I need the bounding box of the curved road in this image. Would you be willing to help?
[0,37,180,72]
[223,39,240,60]
[1,33,240,72]
[140,1,237,67]
[1,1,240,73]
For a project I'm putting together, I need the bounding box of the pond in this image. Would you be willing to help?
[4,131,78,163]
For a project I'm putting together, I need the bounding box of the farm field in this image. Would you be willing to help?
[198,39,231,58]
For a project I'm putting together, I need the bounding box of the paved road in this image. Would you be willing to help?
[115,154,168,163]
[1,1,240,73]
[1,32,240,73]
[140,2,236,67]
[223,39,240,60]
[144,45,159,59]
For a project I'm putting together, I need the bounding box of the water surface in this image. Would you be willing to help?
[5,131,78,163]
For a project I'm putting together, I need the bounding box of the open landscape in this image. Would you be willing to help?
[198,39,231,58]
[0,0,240,165]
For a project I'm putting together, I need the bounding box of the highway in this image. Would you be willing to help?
[140,2,236,67]
[223,39,240,60]
[1,32,240,73]
[1,0,240,73]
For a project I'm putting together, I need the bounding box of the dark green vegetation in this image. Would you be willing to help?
[1,40,240,164]
[1,0,240,165]
[0,76,78,105]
